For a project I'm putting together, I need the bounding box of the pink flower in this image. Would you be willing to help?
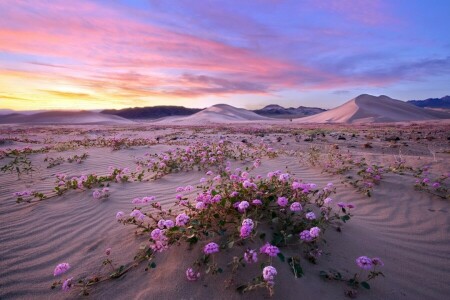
[151,240,168,252]
[262,266,277,285]
[356,256,373,270]
[115,211,125,220]
[324,197,333,204]
[204,242,220,254]
[186,268,200,281]
[279,173,290,181]
[62,277,73,292]
[290,202,302,212]
[158,219,166,229]
[244,249,258,263]
[259,243,279,257]
[92,190,101,199]
[277,197,288,207]
[53,263,70,276]
[243,180,255,189]
[432,182,441,188]
[105,248,111,256]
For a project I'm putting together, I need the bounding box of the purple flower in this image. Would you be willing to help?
[292,181,302,190]
[290,202,302,212]
[305,212,316,220]
[240,224,253,238]
[242,218,254,228]
[372,257,384,267]
[237,201,249,212]
[204,242,220,255]
[356,256,373,270]
[277,197,288,207]
[309,227,321,238]
[130,209,145,221]
[432,182,441,188]
[53,263,70,276]
[175,213,190,226]
[262,266,277,285]
[186,268,200,281]
[299,230,312,242]
[150,228,166,241]
[195,201,205,210]
[105,248,111,256]
[62,277,73,292]
[259,243,280,257]
[164,220,175,228]
[252,199,262,206]
[244,249,258,263]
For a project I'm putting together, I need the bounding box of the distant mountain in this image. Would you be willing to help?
[407,96,450,109]
[102,106,203,119]
[253,105,326,119]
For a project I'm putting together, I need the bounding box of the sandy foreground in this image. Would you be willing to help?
[0,124,449,300]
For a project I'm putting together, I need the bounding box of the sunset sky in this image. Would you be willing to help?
[1,0,449,111]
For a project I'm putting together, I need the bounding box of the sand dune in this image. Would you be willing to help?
[295,94,450,123]
[154,104,273,124]
[0,143,449,299]
[0,111,134,125]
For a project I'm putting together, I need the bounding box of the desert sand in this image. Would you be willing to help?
[154,104,275,125]
[0,120,449,300]
[0,111,134,125]
[295,94,450,124]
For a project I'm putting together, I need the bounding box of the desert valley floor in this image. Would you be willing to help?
[0,123,449,300]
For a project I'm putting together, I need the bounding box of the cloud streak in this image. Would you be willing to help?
[0,0,449,109]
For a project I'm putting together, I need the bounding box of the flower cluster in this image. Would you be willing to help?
[92,187,110,200]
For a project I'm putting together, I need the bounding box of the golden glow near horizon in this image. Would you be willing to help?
[1,1,449,111]
[0,71,187,111]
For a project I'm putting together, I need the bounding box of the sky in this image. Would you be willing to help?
[0,0,449,111]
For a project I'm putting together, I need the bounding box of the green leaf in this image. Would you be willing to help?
[361,281,370,289]
[149,262,156,268]
[288,257,304,278]
[187,235,198,245]
[236,285,247,294]
[259,233,266,240]
[277,252,285,262]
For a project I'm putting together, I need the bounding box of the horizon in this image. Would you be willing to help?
[1,1,450,110]
[0,92,449,114]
